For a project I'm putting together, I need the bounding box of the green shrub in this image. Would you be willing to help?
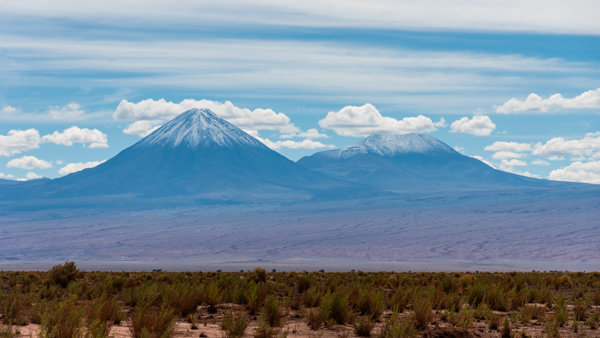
[221,311,249,338]
[253,318,278,338]
[553,294,568,326]
[0,289,30,325]
[543,318,560,338]
[468,282,486,306]
[40,299,85,338]
[501,317,511,338]
[353,316,374,337]
[319,293,350,325]
[486,287,508,311]
[260,296,281,327]
[412,298,432,329]
[378,314,417,338]
[164,283,202,316]
[518,305,545,323]
[585,309,598,330]
[129,305,175,338]
[356,288,384,319]
[49,262,80,288]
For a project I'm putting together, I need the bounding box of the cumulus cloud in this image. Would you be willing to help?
[0,129,41,156]
[1,105,19,114]
[7,155,53,170]
[485,141,531,160]
[48,102,85,120]
[318,103,437,137]
[549,161,600,184]
[114,98,298,136]
[123,120,163,137]
[450,115,496,136]
[42,126,108,148]
[484,141,532,152]
[0,172,15,179]
[434,117,447,128]
[59,160,105,175]
[263,139,335,150]
[25,171,42,180]
[248,131,334,150]
[495,88,600,113]
[532,131,600,158]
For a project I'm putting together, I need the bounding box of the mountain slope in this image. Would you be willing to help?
[298,133,559,192]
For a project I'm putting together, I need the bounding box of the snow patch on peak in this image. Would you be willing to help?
[138,108,264,148]
[335,134,456,158]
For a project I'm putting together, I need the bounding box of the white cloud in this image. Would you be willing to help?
[549,161,600,184]
[262,139,335,150]
[0,129,41,156]
[495,88,600,113]
[0,172,15,179]
[48,102,85,120]
[532,159,550,165]
[7,155,52,170]
[318,103,437,137]
[450,115,495,136]
[281,128,329,139]
[114,98,298,136]
[249,131,335,150]
[1,105,18,114]
[42,126,108,148]
[25,171,42,180]
[491,151,527,160]
[532,132,600,158]
[434,117,447,128]
[58,160,105,175]
[484,141,532,152]
[1,1,599,35]
[123,120,163,137]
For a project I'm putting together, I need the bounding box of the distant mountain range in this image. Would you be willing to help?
[0,108,589,205]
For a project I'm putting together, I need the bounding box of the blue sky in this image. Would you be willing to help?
[0,1,599,183]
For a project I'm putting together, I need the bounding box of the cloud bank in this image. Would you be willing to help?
[42,126,108,148]
[549,161,600,184]
[496,88,600,114]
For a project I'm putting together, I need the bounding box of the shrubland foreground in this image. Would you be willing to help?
[1,263,599,337]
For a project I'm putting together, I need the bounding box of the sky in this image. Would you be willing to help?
[0,1,599,183]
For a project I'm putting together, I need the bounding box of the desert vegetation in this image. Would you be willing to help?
[0,263,599,337]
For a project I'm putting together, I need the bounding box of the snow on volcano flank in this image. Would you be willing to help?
[330,133,456,159]
[139,108,264,149]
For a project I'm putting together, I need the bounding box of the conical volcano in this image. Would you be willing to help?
[21,109,341,199]
[298,133,552,192]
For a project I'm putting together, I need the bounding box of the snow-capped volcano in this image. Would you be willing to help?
[140,108,263,149]
[6,109,345,201]
[298,133,546,192]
